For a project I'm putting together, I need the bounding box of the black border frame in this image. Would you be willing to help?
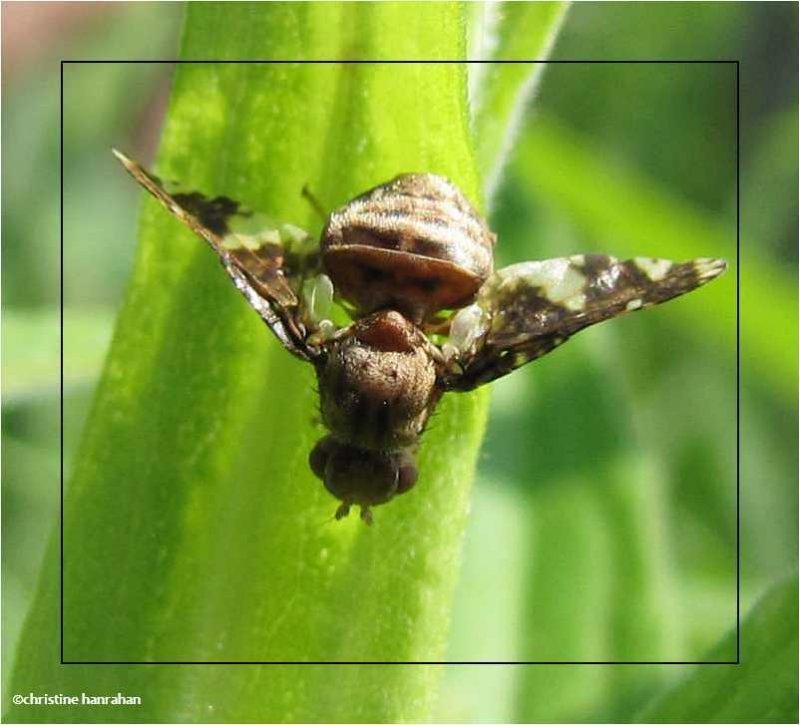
[59,58,740,666]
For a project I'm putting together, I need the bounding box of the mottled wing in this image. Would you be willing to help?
[114,150,322,360]
[444,254,726,390]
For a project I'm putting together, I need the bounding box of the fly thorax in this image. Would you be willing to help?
[316,311,439,451]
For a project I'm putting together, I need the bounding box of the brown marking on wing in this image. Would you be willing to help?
[448,254,726,390]
[113,149,316,360]
[485,255,725,346]
[114,149,299,308]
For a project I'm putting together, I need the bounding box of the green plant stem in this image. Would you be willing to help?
[7,4,489,722]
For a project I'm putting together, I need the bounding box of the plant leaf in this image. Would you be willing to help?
[514,115,794,395]
[636,576,798,723]
[2,308,114,404]
[469,1,570,201]
[7,4,490,722]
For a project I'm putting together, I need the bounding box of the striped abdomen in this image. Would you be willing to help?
[322,173,495,322]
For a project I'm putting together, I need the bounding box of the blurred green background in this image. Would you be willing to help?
[2,2,796,722]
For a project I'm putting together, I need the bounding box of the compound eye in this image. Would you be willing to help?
[309,436,336,480]
[395,460,418,494]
